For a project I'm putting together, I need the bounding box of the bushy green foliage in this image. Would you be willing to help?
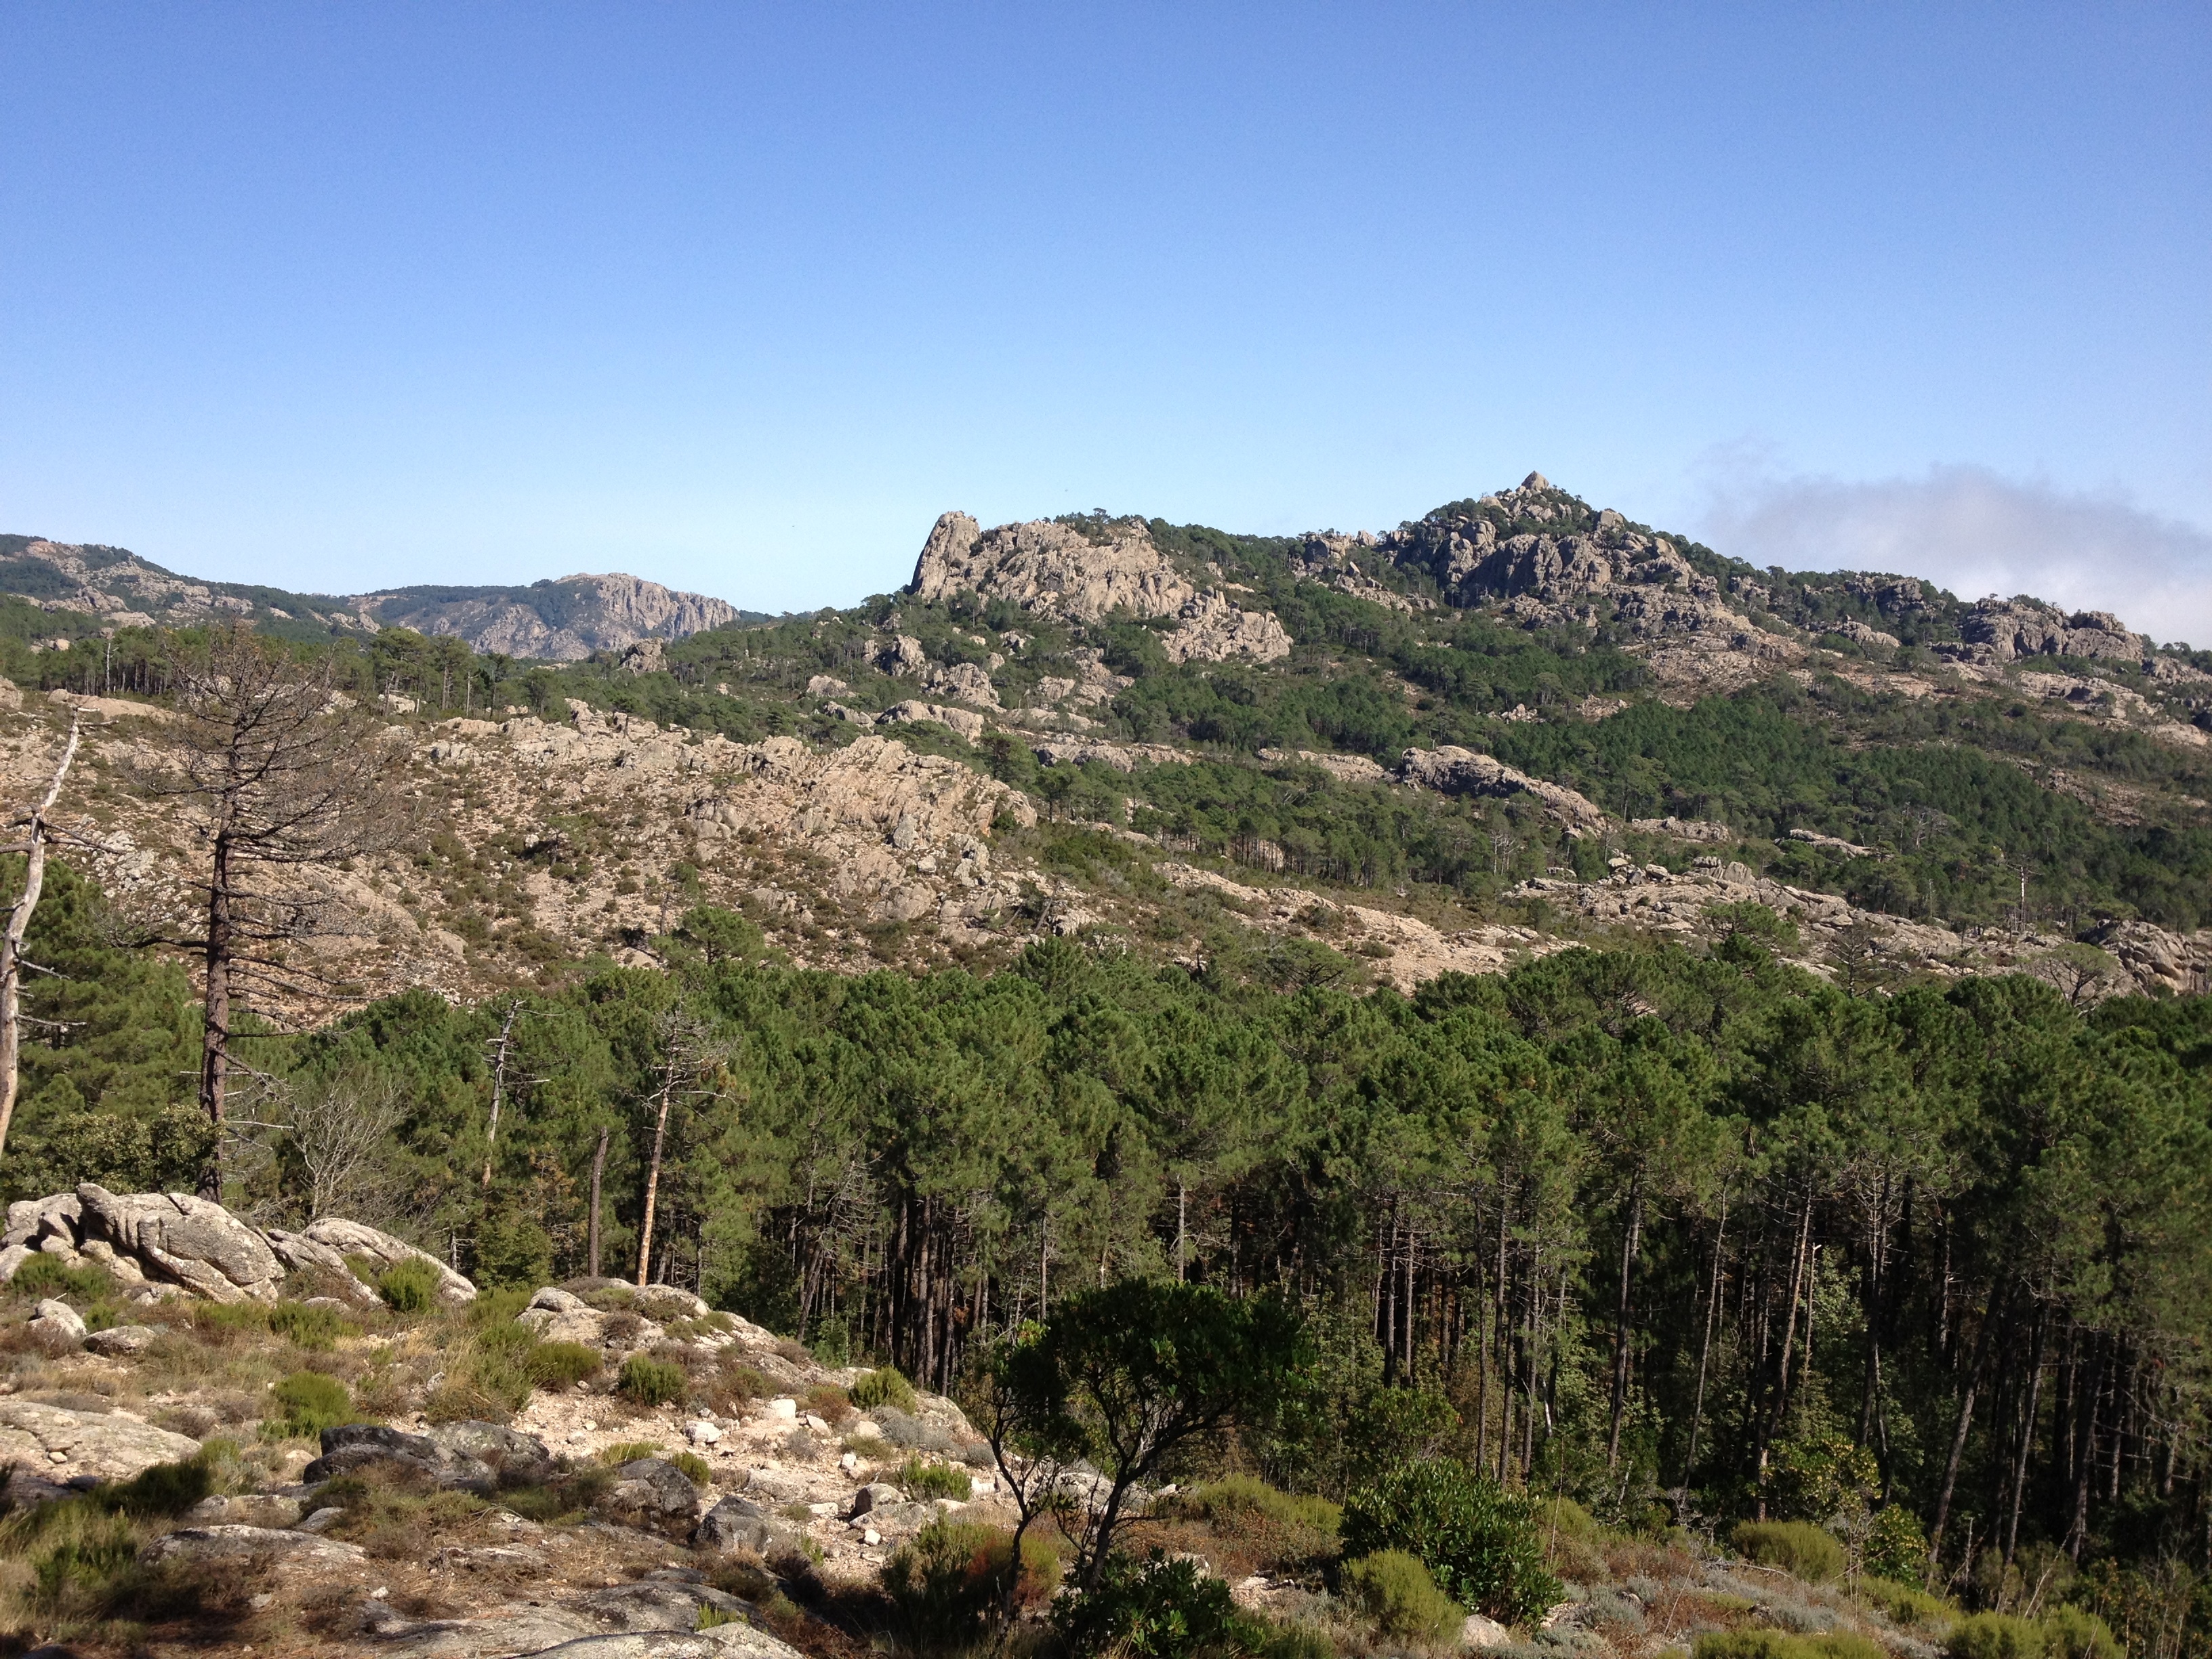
[882,1517,1063,1647]
[375,1255,444,1314]
[1856,1577,1951,1631]
[897,1458,972,1500]
[1696,1633,1887,1659]
[103,1450,223,1517]
[1734,1520,1847,1584]
[267,1299,349,1351]
[671,1451,712,1486]
[616,1355,687,1406]
[1946,1614,2047,1659]
[1056,1549,1258,1658]
[1157,1477,1340,1576]
[1342,1459,1561,1626]
[597,1440,665,1465]
[525,1339,602,1387]
[1341,1549,1463,1643]
[2038,1605,2118,1659]
[1862,1505,1929,1584]
[850,1366,917,1413]
[8,1255,115,1301]
[268,1370,353,1439]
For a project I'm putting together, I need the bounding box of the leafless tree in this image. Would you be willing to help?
[286,1067,406,1224]
[140,626,407,1195]
[0,713,83,1159]
[636,1010,725,1287]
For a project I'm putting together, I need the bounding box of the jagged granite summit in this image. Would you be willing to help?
[907,510,1292,663]
[358,573,742,661]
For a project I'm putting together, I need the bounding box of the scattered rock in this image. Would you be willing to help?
[1462,1612,1514,1647]
[186,1492,304,1529]
[303,1423,498,1492]
[73,1183,286,1304]
[425,1420,557,1487]
[140,1524,368,1566]
[293,1216,476,1305]
[592,1458,701,1534]
[28,1299,85,1344]
[1398,747,1607,830]
[693,1494,796,1557]
[0,1399,199,1481]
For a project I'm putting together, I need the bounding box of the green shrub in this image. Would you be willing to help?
[28,1515,138,1616]
[598,1440,666,1466]
[1734,1519,1847,1584]
[1157,1475,1340,1574]
[104,1453,218,1517]
[1857,1576,1952,1631]
[805,1382,854,1425]
[1343,1458,1561,1627]
[672,1451,712,1486]
[617,1355,687,1407]
[1342,1549,1463,1644]
[883,1518,1061,1646]
[267,1370,354,1439]
[1864,1504,1929,1583]
[9,1256,115,1302]
[1946,1614,2047,1659]
[899,1458,974,1500]
[1057,1549,1261,1658]
[525,1340,602,1388]
[851,1366,918,1413]
[375,1255,444,1315]
[1696,1635,1885,1659]
[2040,1607,2118,1659]
[268,1300,348,1351]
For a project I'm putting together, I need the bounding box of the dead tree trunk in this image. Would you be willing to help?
[0,715,82,1160]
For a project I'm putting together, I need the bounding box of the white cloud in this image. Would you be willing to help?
[1683,460,2212,651]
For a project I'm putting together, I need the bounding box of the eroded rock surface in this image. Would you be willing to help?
[0,1399,200,1481]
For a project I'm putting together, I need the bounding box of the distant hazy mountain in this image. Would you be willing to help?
[0,535,770,659]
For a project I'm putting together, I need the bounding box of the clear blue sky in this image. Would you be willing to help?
[5,3,2208,621]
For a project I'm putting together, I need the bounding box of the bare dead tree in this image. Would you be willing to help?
[287,1067,405,1223]
[0,713,83,1159]
[140,626,407,1196]
[636,1010,724,1287]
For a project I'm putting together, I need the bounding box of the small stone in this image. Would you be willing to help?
[684,1419,722,1446]
[249,1593,274,1610]
[863,1528,880,1546]
[766,1397,798,1421]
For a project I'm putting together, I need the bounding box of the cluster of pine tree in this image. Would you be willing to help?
[5,859,2209,1626]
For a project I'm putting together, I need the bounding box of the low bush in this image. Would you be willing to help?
[1343,1458,1561,1627]
[1343,1548,1463,1644]
[1857,1576,1952,1631]
[882,1517,1062,1647]
[1157,1475,1340,1574]
[267,1300,349,1351]
[1864,1503,1929,1583]
[899,1458,974,1500]
[375,1256,444,1315]
[1946,1614,2047,1659]
[2039,1607,2118,1659]
[851,1366,918,1413]
[598,1441,666,1465]
[1695,1634,1885,1659]
[804,1382,854,1425]
[267,1370,353,1439]
[617,1355,688,1407]
[1057,1549,1260,1658]
[672,1451,712,1486]
[1734,1519,1846,1585]
[104,1451,220,1517]
[525,1340,602,1388]
[9,1256,115,1302]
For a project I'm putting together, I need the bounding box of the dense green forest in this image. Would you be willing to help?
[7,857,2209,1631]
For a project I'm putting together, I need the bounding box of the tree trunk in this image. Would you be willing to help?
[636,1075,674,1287]
[1757,1190,1815,1511]
[198,830,234,1199]
[1608,1176,1644,1469]
[1683,1191,1729,1486]
[1930,1279,2009,1576]
[588,1125,609,1277]
[0,715,81,1160]
[2002,1307,2047,1584]
[481,1004,518,1189]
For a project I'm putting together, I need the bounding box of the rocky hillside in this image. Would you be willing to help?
[0,537,760,661]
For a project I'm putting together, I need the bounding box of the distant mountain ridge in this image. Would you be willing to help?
[0,535,769,660]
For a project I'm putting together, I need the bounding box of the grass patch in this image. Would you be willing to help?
[616,1354,687,1407]
[898,1458,972,1500]
[373,1256,444,1315]
[1343,1548,1463,1644]
[525,1340,602,1388]
[598,1441,665,1466]
[266,1370,354,1439]
[7,1257,116,1303]
[1733,1519,1845,1585]
[849,1366,916,1413]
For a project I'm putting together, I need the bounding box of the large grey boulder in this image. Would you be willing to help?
[73,1183,284,1303]
[295,1216,476,1305]
[592,1458,701,1534]
[140,1523,367,1565]
[303,1423,497,1492]
[85,1324,161,1357]
[0,1399,200,1481]
[426,1420,556,1487]
[261,1228,383,1307]
[517,1285,609,1347]
[574,1580,754,1633]
[28,1300,85,1345]
[693,1494,797,1557]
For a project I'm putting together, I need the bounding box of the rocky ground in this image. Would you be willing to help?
[0,1182,1981,1659]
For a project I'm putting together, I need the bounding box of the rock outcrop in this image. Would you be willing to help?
[0,1398,201,1481]
[1948,600,2151,664]
[907,513,1292,663]
[1397,747,1608,831]
[359,574,742,662]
